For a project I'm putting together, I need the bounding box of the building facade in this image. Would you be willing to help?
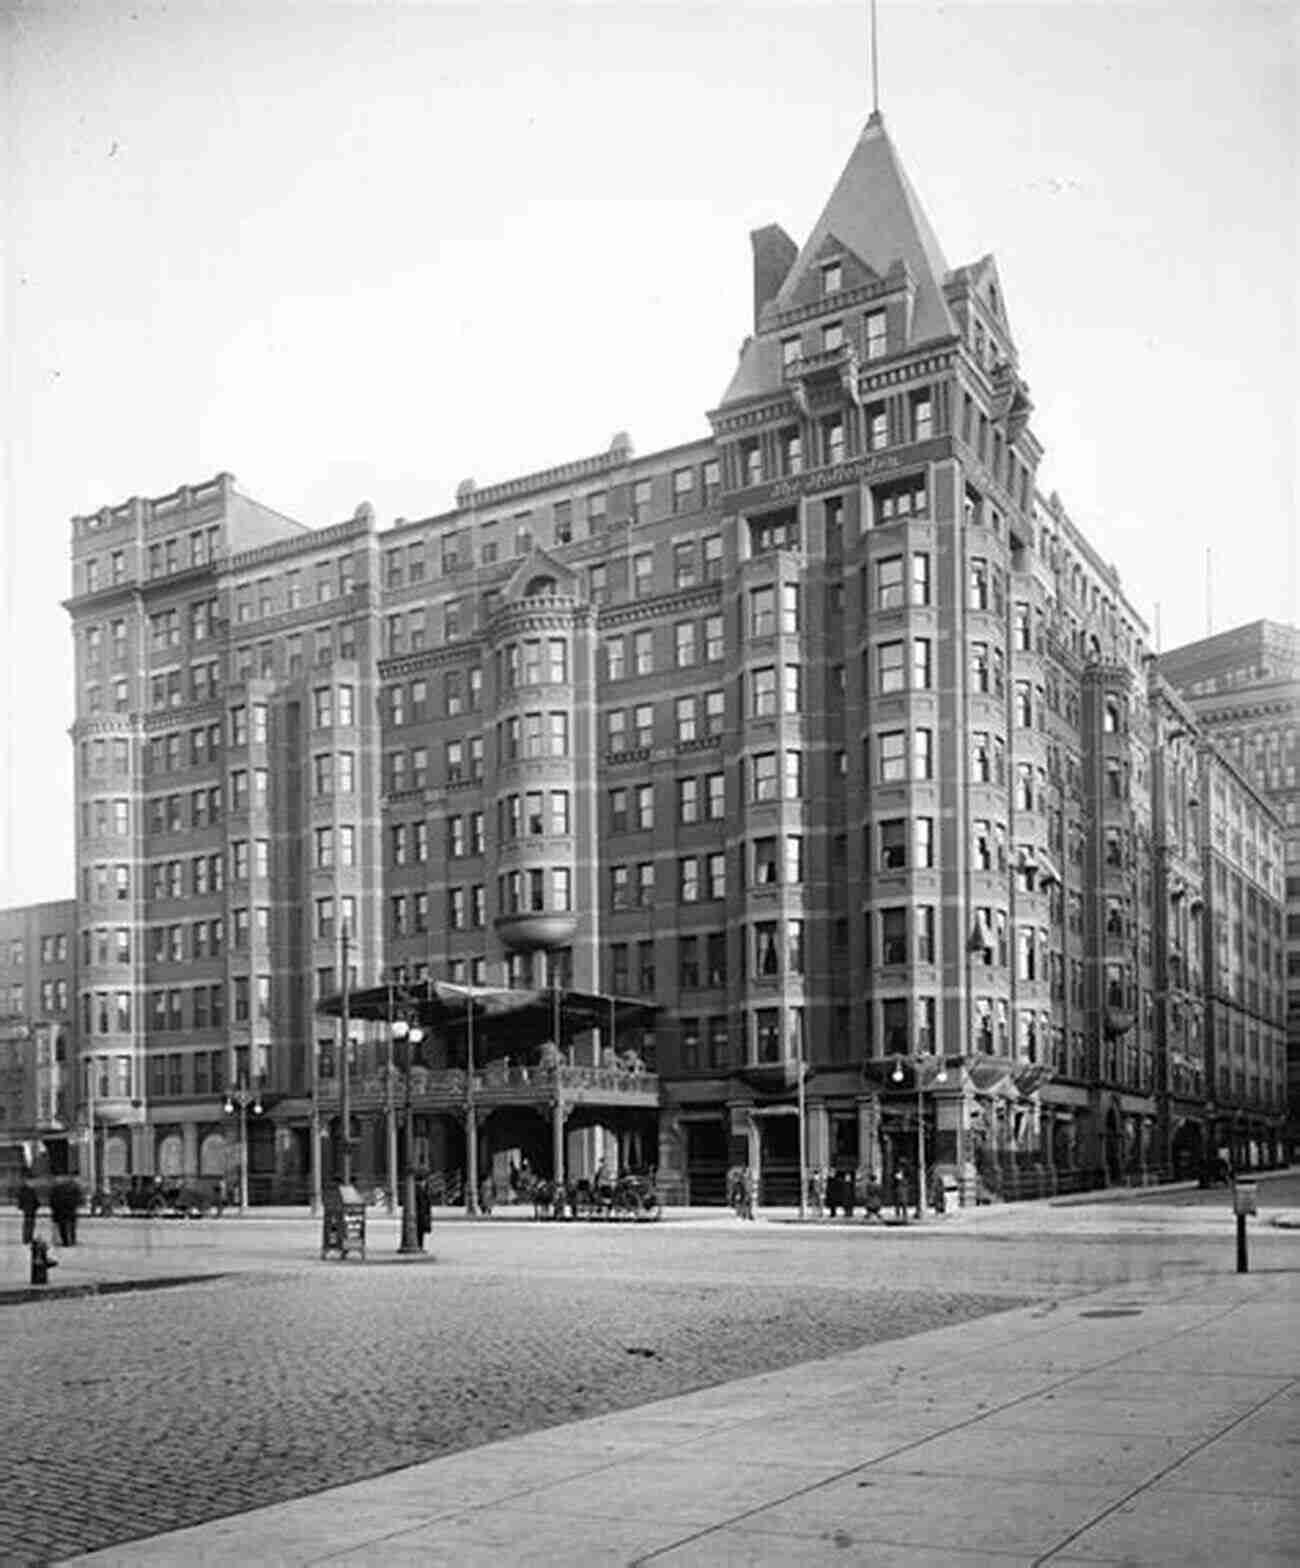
[0,900,77,1181]
[1159,622,1299,1154]
[48,111,1287,1202]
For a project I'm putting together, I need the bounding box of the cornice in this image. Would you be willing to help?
[599,584,723,629]
[380,641,484,678]
[761,269,914,334]
[226,515,372,575]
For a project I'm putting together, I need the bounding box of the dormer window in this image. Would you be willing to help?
[822,260,842,296]
[865,310,886,361]
[822,321,843,353]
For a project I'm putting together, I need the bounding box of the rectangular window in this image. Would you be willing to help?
[878,730,907,783]
[880,818,907,870]
[783,664,801,714]
[881,908,908,965]
[674,621,697,668]
[634,783,654,831]
[675,695,697,743]
[672,539,697,587]
[877,641,905,694]
[636,862,655,906]
[865,310,886,360]
[877,555,904,610]
[858,401,886,453]
[752,752,778,802]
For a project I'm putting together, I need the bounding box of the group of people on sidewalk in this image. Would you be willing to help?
[16,1176,82,1247]
[727,1164,949,1221]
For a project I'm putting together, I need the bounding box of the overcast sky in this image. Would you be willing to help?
[2,0,1296,907]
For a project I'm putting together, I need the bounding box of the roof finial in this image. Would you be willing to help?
[870,0,880,118]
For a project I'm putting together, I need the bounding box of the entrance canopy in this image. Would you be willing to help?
[317,980,658,1052]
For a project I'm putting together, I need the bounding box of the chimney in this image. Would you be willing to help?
[750,224,798,329]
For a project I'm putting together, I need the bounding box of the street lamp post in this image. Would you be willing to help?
[464,987,479,1217]
[309,1036,322,1216]
[384,1006,398,1216]
[392,1017,424,1252]
[892,1055,947,1219]
[796,1020,807,1221]
[223,1080,262,1212]
[339,921,353,1186]
[84,1052,97,1199]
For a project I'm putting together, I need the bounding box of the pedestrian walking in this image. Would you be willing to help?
[62,1178,79,1245]
[892,1164,909,1220]
[17,1177,38,1246]
[741,1166,756,1221]
[414,1171,431,1248]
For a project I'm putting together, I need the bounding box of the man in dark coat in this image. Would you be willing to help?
[17,1178,38,1245]
[50,1179,76,1246]
[414,1172,431,1249]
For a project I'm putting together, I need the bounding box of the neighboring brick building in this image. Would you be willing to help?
[44,110,1287,1203]
[1159,621,1300,1154]
[0,900,76,1181]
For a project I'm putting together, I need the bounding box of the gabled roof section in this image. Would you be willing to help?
[947,253,1017,349]
[777,231,884,315]
[777,112,953,339]
[500,546,582,603]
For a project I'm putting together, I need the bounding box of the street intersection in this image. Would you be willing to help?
[2,1178,1297,1565]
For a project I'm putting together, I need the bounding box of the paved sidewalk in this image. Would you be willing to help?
[67,1261,1298,1566]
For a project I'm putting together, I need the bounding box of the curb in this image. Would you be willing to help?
[0,1273,224,1308]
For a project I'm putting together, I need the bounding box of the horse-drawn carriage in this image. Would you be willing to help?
[523,1170,661,1222]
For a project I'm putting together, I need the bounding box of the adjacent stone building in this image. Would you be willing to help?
[1159,621,1299,1155]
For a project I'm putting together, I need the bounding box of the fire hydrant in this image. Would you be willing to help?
[29,1237,57,1286]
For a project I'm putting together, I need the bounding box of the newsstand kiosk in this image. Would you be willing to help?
[321,1184,367,1260]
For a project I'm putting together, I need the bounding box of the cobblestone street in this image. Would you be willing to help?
[1,1206,1289,1564]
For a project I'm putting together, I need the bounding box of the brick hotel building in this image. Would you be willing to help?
[45,110,1288,1202]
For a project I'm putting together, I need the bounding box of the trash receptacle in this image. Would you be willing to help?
[321,1183,367,1260]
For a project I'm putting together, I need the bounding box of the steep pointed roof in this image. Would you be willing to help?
[718,112,956,410]
[776,112,954,338]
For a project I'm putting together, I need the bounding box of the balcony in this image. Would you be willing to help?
[316,1060,658,1111]
[783,341,861,413]
[493,911,578,953]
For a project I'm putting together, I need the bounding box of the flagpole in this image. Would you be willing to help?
[870,0,880,115]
